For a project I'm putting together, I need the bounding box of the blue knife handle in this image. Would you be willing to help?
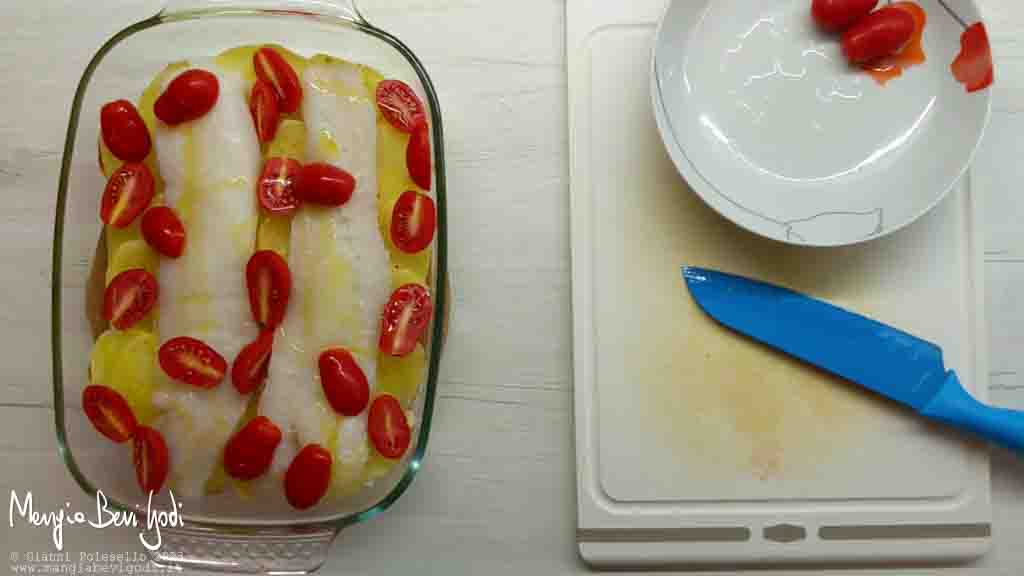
[920,371,1024,454]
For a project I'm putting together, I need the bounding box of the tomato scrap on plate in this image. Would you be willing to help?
[319,348,370,417]
[154,69,220,126]
[811,0,878,32]
[103,269,158,330]
[952,22,994,93]
[133,426,169,494]
[100,100,151,162]
[82,385,138,443]
[296,162,356,206]
[232,329,275,395]
[258,157,302,215]
[368,394,412,459]
[141,206,186,258]
[246,250,292,329]
[284,444,332,510]
[406,123,432,191]
[101,163,155,228]
[391,190,436,254]
[158,336,227,389]
[379,284,433,357]
[224,416,282,480]
[250,79,281,143]
[376,79,426,133]
[841,6,916,64]
[254,47,303,114]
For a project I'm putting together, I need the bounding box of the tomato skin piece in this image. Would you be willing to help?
[390,190,436,254]
[133,426,169,494]
[101,163,155,228]
[246,250,292,329]
[379,284,433,357]
[250,79,281,143]
[258,157,302,215]
[841,7,916,64]
[811,0,879,32]
[103,269,159,330]
[284,444,332,510]
[319,348,370,417]
[375,79,427,133]
[223,416,282,480]
[296,162,356,206]
[100,100,152,162]
[952,22,994,93]
[82,385,139,443]
[158,336,227,389]
[406,124,432,190]
[232,329,275,395]
[154,69,220,126]
[254,47,303,114]
[140,206,186,258]
[368,394,412,459]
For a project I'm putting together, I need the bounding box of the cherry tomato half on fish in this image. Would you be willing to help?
[140,206,186,258]
[100,99,152,162]
[319,348,370,417]
[246,250,292,329]
[368,394,412,459]
[284,444,332,510]
[154,69,220,125]
[101,163,155,228]
[133,426,169,494]
[232,329,275,395]
[103,269,158,330]
[82,385,138,443]
[378,284,433,357]
[254,47,303,114]
[158,336,227,389]
[223,416,282,480]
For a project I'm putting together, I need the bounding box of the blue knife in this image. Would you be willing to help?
[682,265,1024,453]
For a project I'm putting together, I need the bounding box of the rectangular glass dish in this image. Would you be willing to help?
[52,1,447,572]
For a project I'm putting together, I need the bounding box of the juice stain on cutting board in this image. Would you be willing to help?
[620,166,905,481]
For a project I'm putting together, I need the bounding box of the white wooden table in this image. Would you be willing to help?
[1,1,1023,574]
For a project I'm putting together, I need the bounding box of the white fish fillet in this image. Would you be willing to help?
[150,62,261,498]
[258,57,391,497]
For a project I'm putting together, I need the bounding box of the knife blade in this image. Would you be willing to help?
[682,265,1024,454]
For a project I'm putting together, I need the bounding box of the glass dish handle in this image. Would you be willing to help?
[150,524,340,573]
[161,0,368,24]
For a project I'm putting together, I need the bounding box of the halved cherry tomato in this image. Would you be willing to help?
[154,69,220,126]
[376,79,426,133]
[158,336,227,388]
[232,329,274,394]
[811,0,879,32]
[319,348,369,416]
[284,444,332,510]
[379,284,433,357]
[368,394,411,459]
[258,157,302,215]
[841,6,916,64]
[296,163,355,206]
[952,22,994,93]
[246,250,292,329]
[250,79,281,143]
[406,123,431,190]
[133,426,169,494]
[100,100,152,162]
[101,163,155,228]
[140,206,186,258]
[103,269,158,330]
[254,47,303,114]
[82,385,138,443]
[391,190,436,254]
[223,415,282,480]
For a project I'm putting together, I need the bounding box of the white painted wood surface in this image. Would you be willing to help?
[0,0,1022,574]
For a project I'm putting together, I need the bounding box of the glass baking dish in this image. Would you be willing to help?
[52,1,447,572]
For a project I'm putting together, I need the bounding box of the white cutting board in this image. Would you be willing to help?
[569,0,991,568]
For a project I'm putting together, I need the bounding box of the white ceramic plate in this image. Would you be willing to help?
[652,0,991,246]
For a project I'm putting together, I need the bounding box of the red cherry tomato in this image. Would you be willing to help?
[841,6,916,64]
[158,336,227,388]
[254,47,303,114]
[232,329,274,395]
[154,69,220,126]
[319,348,370,417]
[406,124,432,190]
[82,385,138,443]
[390,190,436,254]
[133,426,169,494]
[223,416,282,480]
[952,22,994,93]
[367,394,411,459]
[811,0,879,32]
[379,284,433,357]
[140,206,186,258]
[284,444,332,510]
[258,157,302,215]
[296,162,356,206]
[103,269,158,330]
[250,79,281,143]
[101,163,155,228]
[246,250,292,329]
[100,100,152,162]
[376,79,426,133]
